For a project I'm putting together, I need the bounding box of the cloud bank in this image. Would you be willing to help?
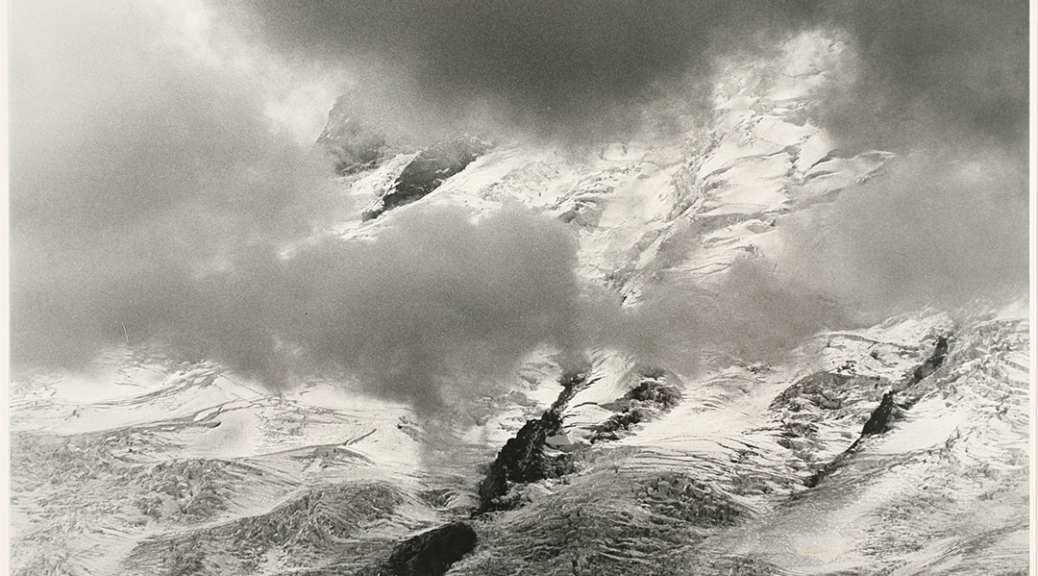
[166,207,587,413]
[778,151,1030,320]
[9,0,341,367]
[225,0,821,141]
[225,0,1029,152]
[783,0,1030,320]
[816,0,1030,154]
[9,0,1029,415]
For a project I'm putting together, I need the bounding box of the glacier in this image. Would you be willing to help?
[9,32,1031,576]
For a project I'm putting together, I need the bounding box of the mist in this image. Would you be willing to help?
[8,0,1030,415]
[224,0,822,142]
[780,0,1030,319]
[778,151,1030,320]
[8,0,830,412]
[9,0,342,368]
[222,1,1029,152]
[163,207,587,413]
[589,260,846,374]
[815,0,1030,155]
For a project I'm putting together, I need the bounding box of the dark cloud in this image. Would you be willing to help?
[778,151,1030,319]
[227,0,820,141]
[793,0,1031,321]
[226,1,1030,152]
[165,206,585,413]
[8,0,594,413]
[9,0,1030,417]
[9,0,340,367]
[815,0,1030,154]
[590,259,845,373]
[6,0,590,409]
[10,0,832,411]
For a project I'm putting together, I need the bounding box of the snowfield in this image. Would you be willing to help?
[10,32,1030,576]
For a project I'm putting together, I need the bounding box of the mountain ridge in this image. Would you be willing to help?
[9,30,1030,576]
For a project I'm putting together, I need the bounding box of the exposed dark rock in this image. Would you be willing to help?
[911,335,949,384]
[590,408,653,443]
[475,372,588,514]
[384,522,477,576]
[770,372,886,412]
[316,103,387,175]
[625,379,682,409]
[806,335,952,488]
[804,459,835,488]
[860,390,896,436]
[556,199,605,228]
[590,378,682,443]
[363,137,490,221]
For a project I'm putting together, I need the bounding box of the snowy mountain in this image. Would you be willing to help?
[9,32,1030,576]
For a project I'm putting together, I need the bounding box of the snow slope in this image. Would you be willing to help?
[9,31,1030,576]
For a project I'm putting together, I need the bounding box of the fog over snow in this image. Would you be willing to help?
[6,2,1033,575]
[9,0,1030,409]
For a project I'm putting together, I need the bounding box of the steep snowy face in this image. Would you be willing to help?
[10,32,1030,576]
[338,34,869,299]
[361,137,491,221]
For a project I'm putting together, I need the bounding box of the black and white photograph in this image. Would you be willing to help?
[3,1,1035,574]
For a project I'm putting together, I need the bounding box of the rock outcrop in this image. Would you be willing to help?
[363,137,489,221]
[476,372,588,514]
[384,522,478,576]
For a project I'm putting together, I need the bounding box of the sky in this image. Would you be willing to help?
[6,0,1032,411]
